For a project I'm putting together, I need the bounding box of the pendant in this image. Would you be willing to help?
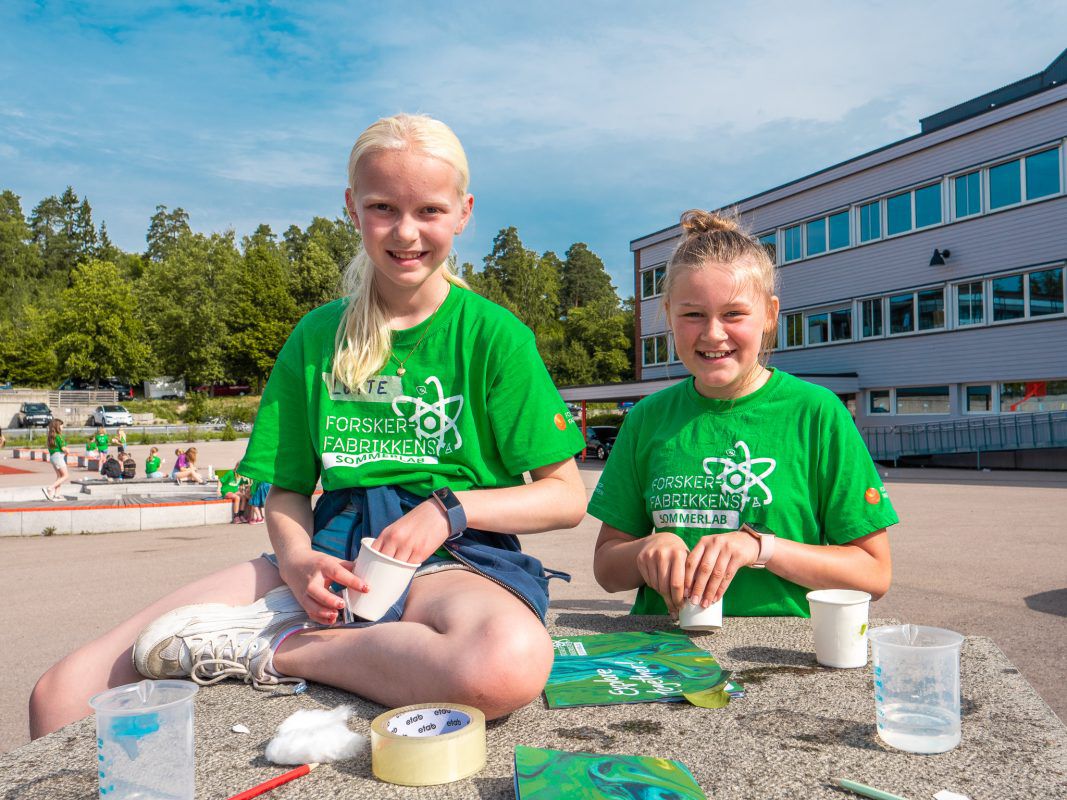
[396,367,406,376]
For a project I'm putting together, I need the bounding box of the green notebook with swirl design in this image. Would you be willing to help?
[545,630,741,709]
[514,745,707,799]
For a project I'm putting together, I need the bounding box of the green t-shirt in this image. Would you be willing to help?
[588,370,898,618]
[146,455,162,474]
[95,434,110,451]
[219,470,249,496]
[241,285,584,497]
[48,435,66,454]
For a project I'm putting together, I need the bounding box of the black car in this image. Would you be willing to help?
[59,377,134,399]
[18,402,53,428]
[583,425,619,460]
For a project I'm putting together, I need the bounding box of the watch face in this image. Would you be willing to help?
[433,487,460,509]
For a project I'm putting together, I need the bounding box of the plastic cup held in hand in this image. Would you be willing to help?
[869,624,964,754]
[806,589,871,668]
[679,598,723,631]
[89,679,198,800]
[344,536,420,621]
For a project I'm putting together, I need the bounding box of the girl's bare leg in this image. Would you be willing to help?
[49,466,68,495]
[29,557,284,739]
[274,570,553,720]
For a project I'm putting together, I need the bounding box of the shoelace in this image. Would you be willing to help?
[186,632,303,690]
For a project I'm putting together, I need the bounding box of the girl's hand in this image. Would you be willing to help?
[684,531,760,608]
[374,500,451,564]
[636,532,690,613]
[278,549,367,625]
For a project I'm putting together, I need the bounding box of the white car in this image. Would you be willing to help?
[92,404,134,426]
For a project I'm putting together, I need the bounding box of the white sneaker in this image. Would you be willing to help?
[133,586,309,689]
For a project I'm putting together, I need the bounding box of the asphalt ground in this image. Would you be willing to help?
[1,445,1065,754]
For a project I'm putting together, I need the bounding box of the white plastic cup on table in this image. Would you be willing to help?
[869,624,964,754]
[89,679,198,800]
[344,536,420,622]
[679,598,723,631]
[806,589,871,668]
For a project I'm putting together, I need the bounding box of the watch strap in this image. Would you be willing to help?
[742,524,776,568]
[430,487,467,540]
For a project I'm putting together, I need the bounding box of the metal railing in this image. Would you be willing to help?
[863,411,1067,462]
[3,423,236,444]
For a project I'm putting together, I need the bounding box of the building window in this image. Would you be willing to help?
[957,281,984,326]
[641,264,666,299]
[992,274,1025,321]
[889,293,914,334]
[805,218,826,257]
[896,386,950,415]
[1000,379,1067,413]
[1029,267,1064,317]
[784,312,803,348]
[784,225,802,262]
[914,183,942,228]
[1025,148,1061,200]
[642,334,669,366]
[917,288,945,331]
[953,171,982,218]
[966,385,992,413]
[828,211,850,250]
[989,159,1022,209]
[886,191,912,236]
[869,390,891,414]
[861,298,883,338]
[758,233,777,263]
[807,312,828,345]
[859,201,881,242]
[830,308,852,341]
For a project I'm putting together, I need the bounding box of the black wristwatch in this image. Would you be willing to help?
[430,487,467,541]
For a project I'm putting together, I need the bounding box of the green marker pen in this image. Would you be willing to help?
[836,778,910,800]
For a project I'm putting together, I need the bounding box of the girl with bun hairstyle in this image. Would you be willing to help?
[590,210,896,618]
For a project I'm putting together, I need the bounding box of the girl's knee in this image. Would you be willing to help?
[453,621,552,718]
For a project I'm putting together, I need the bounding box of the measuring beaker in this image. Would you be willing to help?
[89,679,198,799]
[869,625,964,754]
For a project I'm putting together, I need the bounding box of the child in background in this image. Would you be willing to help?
[43,419,69,502]
[94,427,110,475]
[173,446,205,484]
[100,452,123,482]
[145,447,165,479]
[590,210,896,619]
[246,479,270,524]
[170,448,187,480]
[219,463,251,523]
[115,426,128,451]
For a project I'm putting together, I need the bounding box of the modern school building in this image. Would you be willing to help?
[619,49,1067,468]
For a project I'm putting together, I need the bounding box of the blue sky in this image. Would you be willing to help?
[2,1,1065,295]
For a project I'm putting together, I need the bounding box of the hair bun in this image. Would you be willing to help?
[679,209,740,237]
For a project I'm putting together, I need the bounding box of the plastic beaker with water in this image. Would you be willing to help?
[869,624,964,754]
[89,679,198,799]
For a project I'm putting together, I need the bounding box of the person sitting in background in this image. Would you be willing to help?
[170,448,187,479]
[173,446,205,485]
[101,453,123,482]
[145,447,165,479]
[219,462,252,523]
[121,451,137,481]
[246,479,271,524]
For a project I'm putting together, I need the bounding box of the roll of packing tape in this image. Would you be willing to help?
[370,703,487,786]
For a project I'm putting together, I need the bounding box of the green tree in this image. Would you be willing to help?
[562,295,631,382]
[53,259,152,383]
[29,194,74,285]
[0,305,58,385]
[289,238,342,317]
[145,205,192,263]
[560,242,616,313]
[0,190,43,317]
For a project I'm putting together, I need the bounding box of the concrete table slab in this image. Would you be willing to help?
[3,614,1065,799]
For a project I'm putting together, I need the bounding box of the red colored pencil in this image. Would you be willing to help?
[225,762,320,800]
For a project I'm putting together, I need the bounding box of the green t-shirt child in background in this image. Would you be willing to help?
[48,434,66,455]
[94,430,110,453]
[590,209,896,619]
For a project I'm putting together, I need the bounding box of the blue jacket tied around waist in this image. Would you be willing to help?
[311,485,569,623]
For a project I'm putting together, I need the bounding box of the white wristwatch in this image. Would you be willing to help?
[741,524,776,568]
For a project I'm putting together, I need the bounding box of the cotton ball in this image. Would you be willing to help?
[264,705,367,765]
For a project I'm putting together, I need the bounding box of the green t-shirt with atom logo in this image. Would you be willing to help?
[241,285,584,497]
[588,369,898,618]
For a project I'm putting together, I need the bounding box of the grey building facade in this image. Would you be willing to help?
[629,51,1067,466]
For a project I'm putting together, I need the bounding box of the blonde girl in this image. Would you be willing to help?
[43,419,69,502]
[173,446,205,484]
[94,426,110,474]
[30,113,586,738]
[145,446,164,479]
[590,210,896,619]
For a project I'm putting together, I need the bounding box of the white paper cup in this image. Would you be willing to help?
[679,598,723,631]
[343,537,420,622]
[806,589,871,668]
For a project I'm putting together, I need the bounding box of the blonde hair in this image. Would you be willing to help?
[332,113,471,392]
[665,209,779,388]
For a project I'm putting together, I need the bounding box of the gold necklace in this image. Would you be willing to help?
[389,300,444,376]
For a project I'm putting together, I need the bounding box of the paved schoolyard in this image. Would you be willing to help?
[0,448,1064,753]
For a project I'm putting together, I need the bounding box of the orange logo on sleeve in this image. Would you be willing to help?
[864,487,881,505]
[553,413,567,431]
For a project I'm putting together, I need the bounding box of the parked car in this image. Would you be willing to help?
[193,383,252,397]
[583,425,619,461]
[59,378,134,399]
[91,404,134,426]
[18,402,53,428]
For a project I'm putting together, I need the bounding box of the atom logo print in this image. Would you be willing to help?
[703,440,776,508]
[392,375,465,453]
